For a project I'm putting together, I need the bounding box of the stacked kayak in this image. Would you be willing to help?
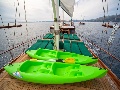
[26,48,98,64]
[4,60,107,84]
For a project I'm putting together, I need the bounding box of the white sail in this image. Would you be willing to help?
[60,0,75,17]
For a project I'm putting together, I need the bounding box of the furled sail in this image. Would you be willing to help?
[60,0,75,17]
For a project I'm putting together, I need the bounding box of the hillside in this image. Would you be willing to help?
[72,14,120,22]
[89,14,120,22]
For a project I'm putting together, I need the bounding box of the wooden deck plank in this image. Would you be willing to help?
[0,54,119,90]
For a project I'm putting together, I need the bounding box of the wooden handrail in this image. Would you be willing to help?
[90,50,120,89]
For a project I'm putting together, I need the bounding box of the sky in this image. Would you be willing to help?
[0,0,120,22]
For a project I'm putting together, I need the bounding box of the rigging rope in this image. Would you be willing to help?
[0,35,40,55]
[83,37,120,62]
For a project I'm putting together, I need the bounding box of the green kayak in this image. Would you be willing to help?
[4,60,107,84]
[26,48,98,64]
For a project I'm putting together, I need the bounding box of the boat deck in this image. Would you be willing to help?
[43,33,80,40]
[0,54,119,90]
[26,36,92,57]
[50,26,75,34]
[0,33,120,90]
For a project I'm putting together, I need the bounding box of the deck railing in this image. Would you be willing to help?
[0,35,41,71]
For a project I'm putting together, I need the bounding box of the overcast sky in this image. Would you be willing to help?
[0,0,120,22]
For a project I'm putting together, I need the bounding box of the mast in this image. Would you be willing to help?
[51,0,60,50]
[63,10,64,25]
[71,18,72,26]
[51,0,75,50]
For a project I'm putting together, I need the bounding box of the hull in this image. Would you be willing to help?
[102,24,120,28]
[4,60,107,84]
[26,48,98,64]
[79,22,85,25]
[0,24,22,29]
[102,24,113,28]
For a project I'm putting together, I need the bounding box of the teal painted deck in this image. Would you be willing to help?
[25,37,92,57]
[43,33,80,40]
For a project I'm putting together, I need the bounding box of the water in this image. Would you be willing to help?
[0,22,120,78]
